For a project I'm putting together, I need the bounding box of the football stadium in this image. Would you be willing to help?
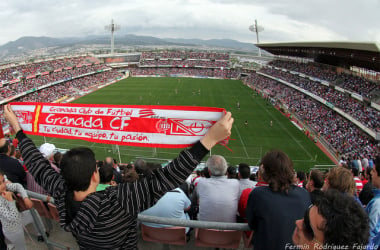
[1,44,379,249]
[0,6,380,250]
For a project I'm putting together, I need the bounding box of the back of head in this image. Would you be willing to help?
[9,145,15,156]
[296,171,306,182]
[134,158,146,169]
[206,155,228,176]
[0,139,9,154]
[227,166,237,179]
[134,158,149,176]
[351,167,359,177]
[178,182,189,196]
[54,152,63,167]
[315,189,369,247]
[136,160,160,178]
[309,169,324,189]
[99,164,114,184]
[104,157,115,167]
[326,167,356,195]
[261,150,294,192]
[202,167,210,178]
[122,168,139,183]
[238,163,251,179]
[60,147,97,191]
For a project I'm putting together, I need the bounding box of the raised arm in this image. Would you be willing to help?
[3,104,22,134]
[3,104,65,197]
[200,111,233,150]
[118,112,234,213]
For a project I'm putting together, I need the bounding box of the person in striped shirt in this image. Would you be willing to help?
[352,167,364,195]
[3,104,233,249]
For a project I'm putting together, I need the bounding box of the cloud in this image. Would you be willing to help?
[0,0,378,46]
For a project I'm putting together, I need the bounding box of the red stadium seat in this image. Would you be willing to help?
[141,224,187,246]
[47,203,60,222]
[243,231,253,248]
[195,228,242,249]
[30,198,52,219]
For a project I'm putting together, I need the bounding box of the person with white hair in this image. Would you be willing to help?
[193,155,240,222]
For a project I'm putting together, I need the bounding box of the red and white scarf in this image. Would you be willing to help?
[10,102,227,148]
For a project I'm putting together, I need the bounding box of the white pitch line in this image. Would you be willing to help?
[234,126,250,158]
[256,99,314,160]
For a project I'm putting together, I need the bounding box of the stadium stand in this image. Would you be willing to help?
[259,67,380,131]
[242,73,379,159]
[268,59,379,102]
[1,46,378,249]
[1,49,378,162]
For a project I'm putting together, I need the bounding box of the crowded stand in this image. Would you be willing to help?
[339,73,378,100]
[140,51,230,60]
[139,58,230,68]
[268,59,379,101]
[129,67,239,79]
[15,70,122,103]
[0,68,123,125]
[0,106,378,249]
[243,73,379,158]
[0,64,109,100]
[0,56,100,83]
[268,59,338,82]
[0,53,378,159]
[1,52,380,250]
[259,67,380,131]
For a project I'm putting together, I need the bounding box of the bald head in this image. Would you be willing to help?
[105,157,113,165]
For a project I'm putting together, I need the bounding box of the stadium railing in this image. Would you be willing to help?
[26,190,251,249]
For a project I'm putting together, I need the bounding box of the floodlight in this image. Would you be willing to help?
[105,19,120,55]
[249,19,264,56]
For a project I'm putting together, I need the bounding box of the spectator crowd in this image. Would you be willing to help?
[0,107,378,249]
[268,59,379,101]
[243,73,380,159]
[0,52,379,249]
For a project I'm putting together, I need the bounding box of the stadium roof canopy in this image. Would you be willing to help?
[256,42,380,72]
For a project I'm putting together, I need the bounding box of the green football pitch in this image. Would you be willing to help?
[30,77,334,171]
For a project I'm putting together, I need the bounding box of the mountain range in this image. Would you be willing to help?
[0,34,258,61]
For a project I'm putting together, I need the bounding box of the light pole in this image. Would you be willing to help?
[249,19,264,57]
[105,19,120,55]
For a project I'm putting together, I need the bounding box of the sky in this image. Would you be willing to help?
[0,0,379,46]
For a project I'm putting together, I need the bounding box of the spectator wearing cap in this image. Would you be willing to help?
[39,143,60,173]
[26,143,60,197]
